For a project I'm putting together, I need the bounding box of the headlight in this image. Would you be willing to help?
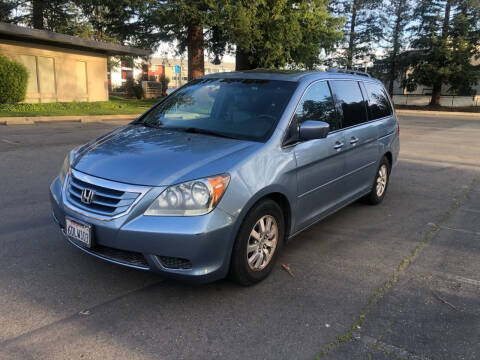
[58,153,70,186]
[145,174,230,216]
[59,147,79,186]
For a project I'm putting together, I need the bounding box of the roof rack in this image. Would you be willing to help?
[326,67,371,78]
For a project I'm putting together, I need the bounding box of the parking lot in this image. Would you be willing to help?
[0,113,479,360]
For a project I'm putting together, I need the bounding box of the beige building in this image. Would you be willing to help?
[0,22,149,103]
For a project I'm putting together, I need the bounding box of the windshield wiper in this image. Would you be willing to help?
[183,127,238,140]
[135,120,162,128]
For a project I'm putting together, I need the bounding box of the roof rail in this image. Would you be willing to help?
[326,67,371,78]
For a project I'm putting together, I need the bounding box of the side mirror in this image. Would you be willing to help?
[298,120,330,141]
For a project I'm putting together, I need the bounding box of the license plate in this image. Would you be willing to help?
[65,218,92,248]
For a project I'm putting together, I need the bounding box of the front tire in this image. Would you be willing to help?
[230,199,285,286]
[365,156,390,205]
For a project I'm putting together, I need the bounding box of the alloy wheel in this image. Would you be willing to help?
[246,215,278,271]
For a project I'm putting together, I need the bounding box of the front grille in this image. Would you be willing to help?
[93,245,149,268]
[66,173,140,217]
[158,256,192,269]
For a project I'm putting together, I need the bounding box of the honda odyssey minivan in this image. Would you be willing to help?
[50,69,399,285]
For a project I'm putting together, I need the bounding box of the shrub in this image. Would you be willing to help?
[0,55,29,104]
[125,78,144,99]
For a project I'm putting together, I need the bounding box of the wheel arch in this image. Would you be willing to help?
[384,151,393,167]
[233,187,295,243]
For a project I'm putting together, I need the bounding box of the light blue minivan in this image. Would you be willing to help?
[50,69,399,285]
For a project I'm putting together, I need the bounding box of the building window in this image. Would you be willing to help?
[38,56,56,94]
[76,61,88,95]
[122,70,133,80]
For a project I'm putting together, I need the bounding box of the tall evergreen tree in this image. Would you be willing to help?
[224,0,344,70]
[32,0,44,29]
[384,0,411,95]
[330,0,385,68]
[139,0,224,80]
[448,0,480,95]
[77,0,151,43]
[0,0,21,23]
[406,0,480,105]
[24,0,92,35]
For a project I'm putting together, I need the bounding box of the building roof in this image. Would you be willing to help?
[0,22,150,56]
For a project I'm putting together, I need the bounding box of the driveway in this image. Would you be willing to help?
[0,114,479,360]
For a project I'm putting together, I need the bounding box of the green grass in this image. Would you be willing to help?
[0,96,161,117]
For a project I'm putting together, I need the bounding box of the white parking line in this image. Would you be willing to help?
[428,270,480,287]
[1,138,19,145]
[357,334,431,360]
[438,225,480,236]
[462,208,480,214]
[427,223,480,236]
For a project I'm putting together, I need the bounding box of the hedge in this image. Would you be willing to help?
[0,55,29,104]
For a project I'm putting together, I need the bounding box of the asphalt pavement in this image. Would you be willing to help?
[0,114,479,360]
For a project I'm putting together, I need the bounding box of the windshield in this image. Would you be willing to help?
[139,78,297,142]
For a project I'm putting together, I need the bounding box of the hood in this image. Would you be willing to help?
[72,125,258,186]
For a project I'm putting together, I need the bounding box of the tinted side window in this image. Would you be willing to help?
[294,81,338,131]
[364,82,393,120]
[330,80,368,128]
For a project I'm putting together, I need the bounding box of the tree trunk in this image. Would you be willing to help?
[32,0,44,30]
[187,20,204,81]
[430,82,442,107]
[235,49,255,71]
[347,0,358,68]
[388,0,405,96]
[430,0,452,107]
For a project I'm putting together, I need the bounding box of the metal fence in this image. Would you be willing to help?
[392,94,480,107]
[141,81,163,99]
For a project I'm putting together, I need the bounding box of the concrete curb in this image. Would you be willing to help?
[396,109,480,118]
[2,110,479,125]
[0,114,142,125]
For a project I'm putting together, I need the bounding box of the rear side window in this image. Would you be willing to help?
[330,80,368,128]
[364,82,392,120]
[294,81,338,131]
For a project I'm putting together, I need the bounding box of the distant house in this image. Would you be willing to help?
[109,57,236,90]
[0,22,150,103]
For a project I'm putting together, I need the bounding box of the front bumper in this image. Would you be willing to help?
[50,175,238,283]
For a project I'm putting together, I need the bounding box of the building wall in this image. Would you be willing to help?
[0,39,108,102]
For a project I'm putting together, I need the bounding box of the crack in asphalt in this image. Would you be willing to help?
[314,177,478,359]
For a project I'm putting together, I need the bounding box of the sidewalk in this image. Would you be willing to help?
[396,109,480,118]
[1,109,479,125]
[0,114,142,125]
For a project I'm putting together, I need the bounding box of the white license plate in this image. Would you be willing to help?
[65,218,92,248]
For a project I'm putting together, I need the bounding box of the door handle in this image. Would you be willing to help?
[350,136,359,145]
[333,141,344,150]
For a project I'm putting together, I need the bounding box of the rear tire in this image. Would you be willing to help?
[229,199,285,286]
[365,156,390,205]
